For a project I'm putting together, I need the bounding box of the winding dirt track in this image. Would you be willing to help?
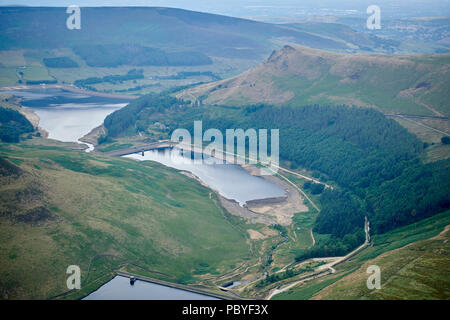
[310,229,316,247]
[266,218,370,300]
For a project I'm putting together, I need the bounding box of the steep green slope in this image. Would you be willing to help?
[179,45,450,118]
[0,142,249,299]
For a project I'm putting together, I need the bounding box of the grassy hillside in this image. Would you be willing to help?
[0,6,352,90]
[0,7,350,57]
[179,45,450,118]
[0,141,250,299]
[0,7,406,94]
[274,210,450,300]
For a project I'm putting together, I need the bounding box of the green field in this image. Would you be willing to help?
[0,68,18,86]
[0,50,26,67]
[20,66,54,83]
[0,141,250,299]
[0,48,254,96]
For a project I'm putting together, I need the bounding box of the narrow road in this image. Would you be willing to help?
[103,141,176,157]
[397,116,450,135]
[310,229,316,247]
[276,167,333,189]
[384,114,449,121]
[275,172,320,212]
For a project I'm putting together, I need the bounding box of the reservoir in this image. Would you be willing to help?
[4,87,285,204]
[125,147,285,206]
[83,276,219,300]
[1,88,128,147]
[3,87,286,299]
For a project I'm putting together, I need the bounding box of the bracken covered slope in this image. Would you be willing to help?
[178,45,450,117]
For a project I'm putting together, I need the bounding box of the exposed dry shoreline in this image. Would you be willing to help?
[179,169,279,225]
[19,106,49,139]
[179,162,308,226]
[241,164,308,226]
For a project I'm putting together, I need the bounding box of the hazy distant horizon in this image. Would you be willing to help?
[1,0,449,21]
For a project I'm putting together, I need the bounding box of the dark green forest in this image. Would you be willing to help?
[43,57,78,68]
[25,80,57,85]
[102,94,449,259]
[0,107,34,142]
[73,44,212,67]
[153,71,221,81]
[74,69,145,89]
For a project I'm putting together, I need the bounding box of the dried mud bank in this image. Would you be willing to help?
[219,195,277,225]
[241,164,308,226]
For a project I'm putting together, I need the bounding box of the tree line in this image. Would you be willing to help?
[73,44,212,67]
[0,107,34,142]
[74,69,145,89]
[43,57,78,68]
